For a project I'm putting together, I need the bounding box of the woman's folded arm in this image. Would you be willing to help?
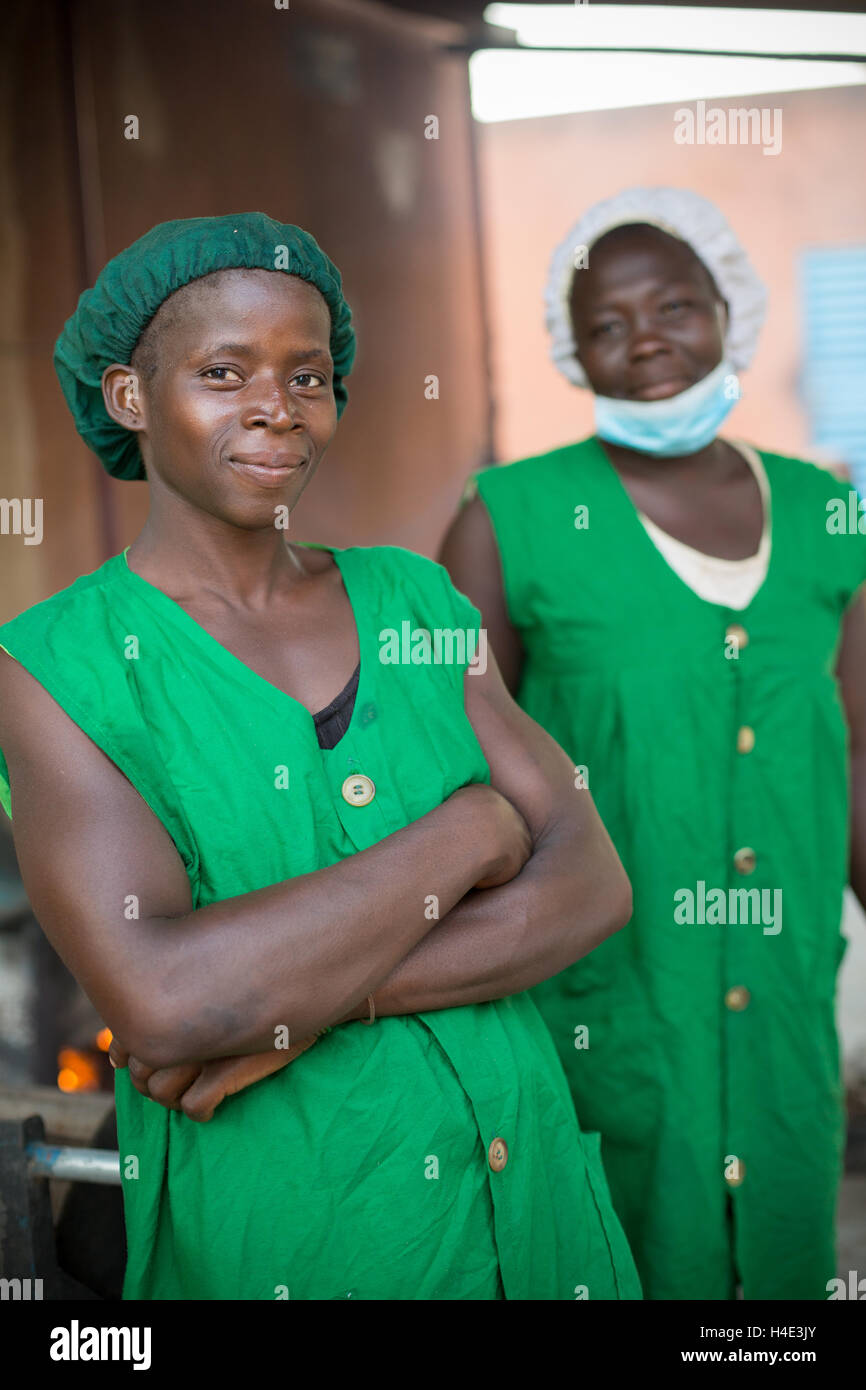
[0,651,525,1069]
[348,647,632,1018]
[0,632,628,1075]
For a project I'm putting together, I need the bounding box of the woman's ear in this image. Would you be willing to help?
[102,365,145,432]
[716,297,730,341]
[569,311,584,372]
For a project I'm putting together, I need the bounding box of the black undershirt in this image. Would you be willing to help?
[312,661,360,750]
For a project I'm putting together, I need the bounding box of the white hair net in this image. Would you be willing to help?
[545,187,768,389]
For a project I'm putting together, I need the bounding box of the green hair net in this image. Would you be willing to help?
[54,212,356,481]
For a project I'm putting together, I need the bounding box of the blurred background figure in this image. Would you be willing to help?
[473,3,866,489]
[464,0,866,1289]
[442,184,864,1298]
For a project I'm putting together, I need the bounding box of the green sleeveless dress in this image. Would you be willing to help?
[470,435,866,1300]
[0,541,641,1301]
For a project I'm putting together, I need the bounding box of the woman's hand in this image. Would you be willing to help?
[450,783,533,890]
[103,781,528,1114]
[109,1035,320,1122]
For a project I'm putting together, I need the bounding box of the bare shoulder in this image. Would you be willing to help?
[0,646,129,805]
[0,646,59,747]
[440,493,500,568]
[440,493,506,596]
[440,494,523,693]
[0,647,171,852]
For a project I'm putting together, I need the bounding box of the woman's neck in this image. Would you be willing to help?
[127,509,310,609]
[599,435,735,481]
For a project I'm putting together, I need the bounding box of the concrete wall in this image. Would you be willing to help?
[476,83,866,467]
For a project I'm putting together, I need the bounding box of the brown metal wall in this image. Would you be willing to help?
[1,2,103,619]
[0,0,489,619]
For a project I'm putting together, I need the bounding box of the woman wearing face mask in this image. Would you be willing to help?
[441,187,866,1300]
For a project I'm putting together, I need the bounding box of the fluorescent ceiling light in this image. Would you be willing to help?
[484,4,866,57]
[470,50,866,122]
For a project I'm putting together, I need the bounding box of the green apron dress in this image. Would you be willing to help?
[0,540,641,1301]
[469,435,866,1300]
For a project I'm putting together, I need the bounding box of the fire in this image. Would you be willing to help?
[56,1047,100,1092]
[95,1027,113,1052]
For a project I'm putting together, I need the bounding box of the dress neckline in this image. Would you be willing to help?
[635,441,771,571]
[116,541,368,749]
[587,435,777,617]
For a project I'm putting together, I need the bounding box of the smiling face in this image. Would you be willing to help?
[106,268,338,528]
[569,223,728,401]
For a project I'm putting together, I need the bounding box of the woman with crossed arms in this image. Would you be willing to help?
[0,213,640,1301]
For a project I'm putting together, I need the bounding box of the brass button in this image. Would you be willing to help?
[726,623,749,651]
[725,1157,746,1187]
[341,774,376,807]
[725,986,751,1012]
[733,847,756,875]
[487,1137,508,1173]
[737,726,755,754]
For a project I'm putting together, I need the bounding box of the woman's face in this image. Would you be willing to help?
[569,224,728,401]
[115,268,338,528]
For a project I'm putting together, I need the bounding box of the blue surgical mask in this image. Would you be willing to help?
[593,358,741,457]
